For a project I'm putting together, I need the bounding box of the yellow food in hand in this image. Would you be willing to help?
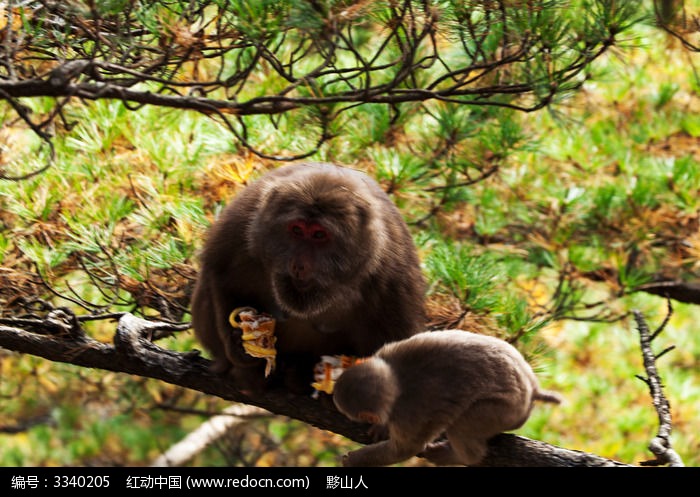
[311,355,362,396]
[229,307,277,377]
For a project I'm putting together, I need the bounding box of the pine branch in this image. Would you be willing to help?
[0,310,632,467]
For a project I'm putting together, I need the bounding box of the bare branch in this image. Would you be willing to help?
[151,404,271,467]
[632,308,684,467]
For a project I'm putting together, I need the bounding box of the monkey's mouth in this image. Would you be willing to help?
[291,278,315,292]
[274,276,330,317]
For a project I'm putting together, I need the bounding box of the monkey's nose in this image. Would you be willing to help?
[290,257,312,282]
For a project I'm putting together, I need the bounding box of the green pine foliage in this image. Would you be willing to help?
[1,1,699,466]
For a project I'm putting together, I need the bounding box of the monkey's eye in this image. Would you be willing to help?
[311,227,328,241]
[288,220,330,243]
[290,223,305,238]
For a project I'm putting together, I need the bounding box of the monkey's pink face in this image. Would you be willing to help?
[271,219,338,316]
[284,219,332,291]
[288,220,332,245]
[251,187,371,318]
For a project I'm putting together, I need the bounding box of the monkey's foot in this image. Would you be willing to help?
[420,440,463,466]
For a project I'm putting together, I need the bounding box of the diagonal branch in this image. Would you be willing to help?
[0,311,632,467]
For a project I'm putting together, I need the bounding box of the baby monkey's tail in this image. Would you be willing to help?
[534,389,563,404]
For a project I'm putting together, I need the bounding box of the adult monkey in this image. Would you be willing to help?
[190,162,427,392]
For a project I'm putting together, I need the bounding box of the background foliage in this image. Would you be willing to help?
[1,0,699,466]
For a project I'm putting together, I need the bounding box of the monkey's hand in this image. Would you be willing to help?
[341,440,418,467]
[419,440,455,466]
[341,449,366,467]
[368,423,389,442]
[311,355,362,396]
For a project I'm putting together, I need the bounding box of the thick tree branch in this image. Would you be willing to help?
[635,280,700,305]
[0,312,632,467]
[0,316,366,441]
[482,434,631,467]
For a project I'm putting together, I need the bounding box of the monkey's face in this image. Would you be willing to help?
[249,178,375,319]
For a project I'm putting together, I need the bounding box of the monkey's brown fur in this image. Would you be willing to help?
[333,330,561,466]
[191,162,426,391]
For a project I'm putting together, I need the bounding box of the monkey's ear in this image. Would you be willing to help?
[357,411,382,425]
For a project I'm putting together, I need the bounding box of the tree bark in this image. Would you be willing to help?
[0,313,632,467]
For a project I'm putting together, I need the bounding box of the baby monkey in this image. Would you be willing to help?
[333,330,561,467]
